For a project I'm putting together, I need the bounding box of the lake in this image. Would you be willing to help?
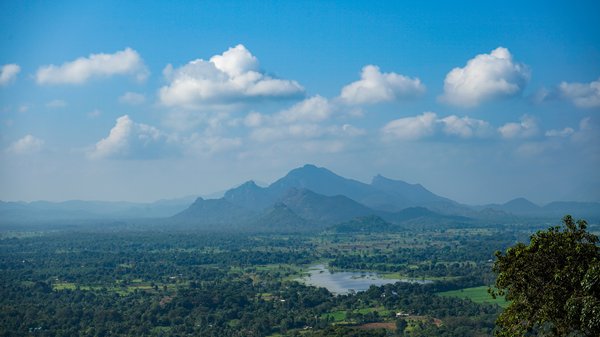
[299,264,433,295]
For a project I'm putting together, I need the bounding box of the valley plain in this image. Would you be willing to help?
[1,165,597,336]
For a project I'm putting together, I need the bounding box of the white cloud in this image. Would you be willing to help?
[516,118,597,157]
[0,64,20,86]
[244,112,264,127]
[441,47,530,107]
[381,112,495,141]
[119,92,146,105]
[244,96,335,128]
[545,127,575,137]
[46,99,67,108]
[571,117,598,144]
[274,95,334,123]
[6,134,44,154]
[439,115,492,138]
[340,65,425,104]
[36,48,148,85]
[90,115,243,159]
[159,44,304,109]
[340,124,367,137]
[498,115,538,139]
[88,115,173,159]
[381,112,438,140]
[559,78,600,108]
[530,87,553,104]
[243,95,363,143]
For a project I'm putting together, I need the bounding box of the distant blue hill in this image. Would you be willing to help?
[475,198,600,220]
[173,165,474,231]
[223,164,469,214]
[3,164,599,230]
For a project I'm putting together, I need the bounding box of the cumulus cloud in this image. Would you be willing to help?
[244,111,265,127]
[441,47,530,107]
[273,95,334,123]
[339,124,367,137]
[439,115,492,138]
[0,64,20,86]
[382,112,438,140]
[511,118,597,158]
[382,112,494,140]
[119,92,146,105]
[498,115,538,139]
[244,96,335,128]
[571,117,598,144]
[241,95,363,143]
[36,48,148,85]
[88,115,173,159]
[90,115,243,159]
[559,78,600,108]
[6,134,44,154]
[158,44,304,108]
[340,65,425,104]
[545,127,575,138]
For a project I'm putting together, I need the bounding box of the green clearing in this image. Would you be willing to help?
[52,282,77,290]
[53,282,103,291]
[53,281,171,295]
[321,310,346,322]
[321,306,393,323]
[437,286,508,308]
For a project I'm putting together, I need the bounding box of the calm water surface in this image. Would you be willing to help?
[300,264,432,295]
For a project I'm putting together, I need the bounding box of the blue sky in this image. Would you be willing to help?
[1,0,599,204]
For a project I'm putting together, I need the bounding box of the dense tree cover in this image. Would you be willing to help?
[0,228,513,336]
[492,216,600,336]
[328,230,518,282]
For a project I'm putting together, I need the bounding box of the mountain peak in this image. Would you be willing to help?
[501,197,540,212]
[503,197,539,208]
[372,174,422,189]
[223,180,273,210]
[239,180,259,188]
[270,164,351,194]
[287,164,333,177]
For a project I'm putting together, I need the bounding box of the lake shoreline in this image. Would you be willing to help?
[298,263,432,295]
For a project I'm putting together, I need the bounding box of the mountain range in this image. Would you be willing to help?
[2,164,599,231]
[170,164,600,231]
[221,164,464,214]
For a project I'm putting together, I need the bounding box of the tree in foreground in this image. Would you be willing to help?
[491,215,600,336]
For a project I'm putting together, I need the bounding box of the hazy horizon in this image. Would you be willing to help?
[1,1,599,205]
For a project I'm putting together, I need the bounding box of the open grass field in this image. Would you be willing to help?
[52,281,175,295]
[437,286,508,308]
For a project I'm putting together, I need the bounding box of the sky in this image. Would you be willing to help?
[1,0,599,205]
